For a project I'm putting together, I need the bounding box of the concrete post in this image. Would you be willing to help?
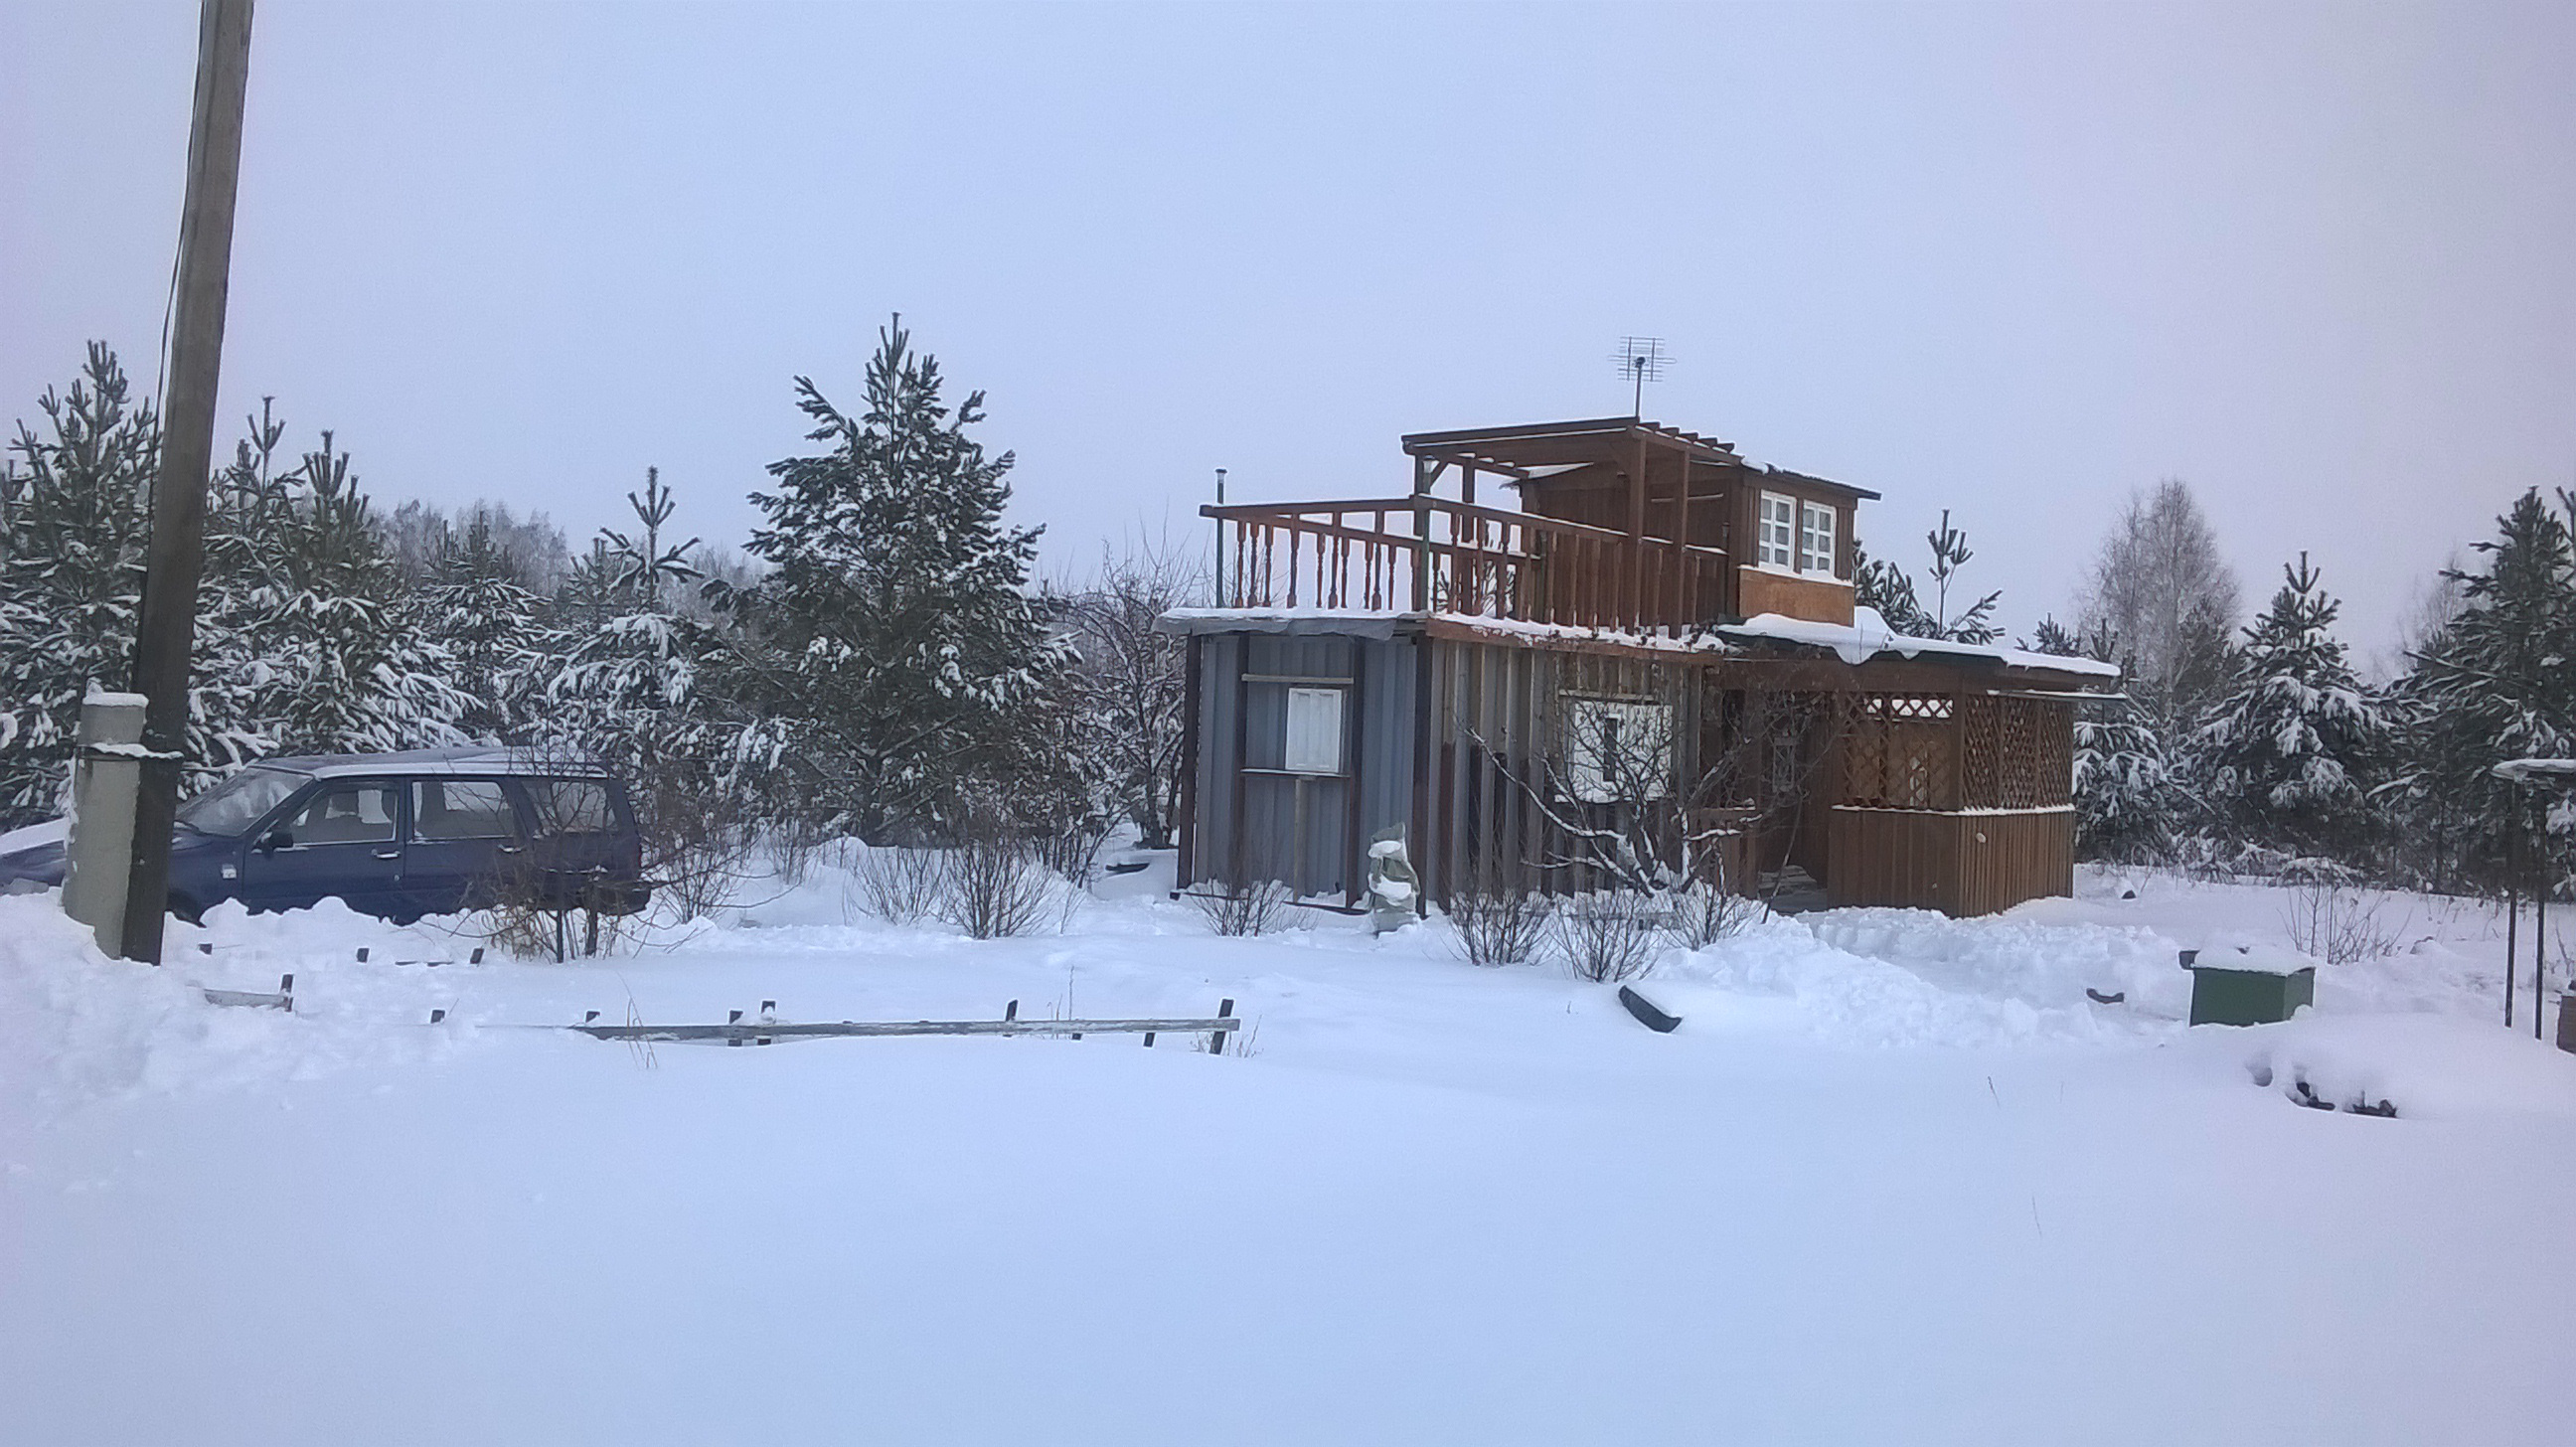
[63,691,148,957]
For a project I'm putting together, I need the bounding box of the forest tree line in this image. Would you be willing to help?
[0,325,1191,903]
[6,321,2569,912]
[1857,477,2576,895]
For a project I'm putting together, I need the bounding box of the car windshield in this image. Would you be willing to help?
[176,767,305,837]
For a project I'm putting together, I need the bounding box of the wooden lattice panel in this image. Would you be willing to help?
[1844,694,1955,809]
[1959,696,2074,809]
[1961,696,2001,807]
[2030,701,2074,807]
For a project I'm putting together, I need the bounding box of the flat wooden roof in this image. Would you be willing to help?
[1398,416,1882,501]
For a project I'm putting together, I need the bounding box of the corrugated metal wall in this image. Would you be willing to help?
[1186,630,1416,901]
[1182,626,2079,918]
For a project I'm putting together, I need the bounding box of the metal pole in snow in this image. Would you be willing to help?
[2505,807,2519,1030]
[2535,834,2548,1042]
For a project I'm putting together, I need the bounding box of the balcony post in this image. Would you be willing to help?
[1411,455,1434,612]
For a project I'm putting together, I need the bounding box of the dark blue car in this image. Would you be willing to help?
[0,747,650,925]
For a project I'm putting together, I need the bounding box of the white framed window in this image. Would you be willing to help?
[1564,699,1674,804]
[1798,501,1838,576]
[1758,492,1796,568]
[1282,686,1347,775]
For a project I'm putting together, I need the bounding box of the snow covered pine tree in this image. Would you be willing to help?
[727,317,1066,843]
[2028,617,2175,863]
[0,346,161,827]
[2394,489,2576,884]
[423,513,548,740]
[2198,554,2385,862]
[225,431,469,756]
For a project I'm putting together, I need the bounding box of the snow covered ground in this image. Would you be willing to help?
[4,862,2573,1445]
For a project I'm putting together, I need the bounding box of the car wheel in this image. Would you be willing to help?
[167,893,204,926]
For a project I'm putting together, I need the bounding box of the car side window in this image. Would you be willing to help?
[523,778,612,835]
[411,779,519,841]
[284,782,400,846]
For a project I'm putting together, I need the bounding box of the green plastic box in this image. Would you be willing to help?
[2183,946,2317,1027]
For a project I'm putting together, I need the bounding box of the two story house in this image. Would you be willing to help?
[1160,416,2118,917]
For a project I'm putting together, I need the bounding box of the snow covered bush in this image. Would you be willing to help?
[1193,878,1292,937]
[1555,889,1664,983]
[1661,880,1760,951]
[1448,863,1552,966]
[935,810,1068,939]
[847,843,948,926]
[2279,877,2408,966]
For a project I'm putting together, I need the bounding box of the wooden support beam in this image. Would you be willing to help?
[1411,457,1434,611]
[574,1016,1244,1045]
[1629,430,1649,626]
[122,0,256,964]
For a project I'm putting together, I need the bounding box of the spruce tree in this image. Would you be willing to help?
[2395,489,2576,884]
[2027,618,2175,862]
[2198,554,2384,860]
[730,317,1064,841]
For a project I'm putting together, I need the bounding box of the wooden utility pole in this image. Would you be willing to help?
[120,0,255,964]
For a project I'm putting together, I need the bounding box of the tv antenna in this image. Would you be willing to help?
[1612,337,1670,418]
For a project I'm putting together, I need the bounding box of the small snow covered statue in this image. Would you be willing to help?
[1367,824,1417,933]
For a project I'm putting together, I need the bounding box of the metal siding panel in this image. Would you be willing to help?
[1198,634,1240,887]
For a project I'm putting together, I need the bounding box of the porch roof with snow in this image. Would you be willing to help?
[1157,605,2120,691]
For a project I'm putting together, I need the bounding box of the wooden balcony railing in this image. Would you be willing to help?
[1204,497,1729,635]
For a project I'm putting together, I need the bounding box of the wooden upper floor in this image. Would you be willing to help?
[1205,416,1879,634]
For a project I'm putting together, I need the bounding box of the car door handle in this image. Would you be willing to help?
[372,849,402,860]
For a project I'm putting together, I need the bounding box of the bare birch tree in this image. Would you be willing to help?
[2074,479,2241,731]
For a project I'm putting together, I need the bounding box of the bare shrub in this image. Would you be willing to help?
[628,760,767,923]
[1193,878,1292,936]
[1662,880,1760,952]
[1448,863,1553,966]
[1556,889,1665,983]
[462,839,641,961]
[1030,814,1112,888]
[848,843,949,925]
[2280,876,2407,965]
[1057,534,1199,850]
[937,827,1065,939]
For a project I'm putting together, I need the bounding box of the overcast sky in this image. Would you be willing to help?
[5,0,2572,661]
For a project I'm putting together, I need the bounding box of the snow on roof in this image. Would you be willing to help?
[1162,606,2125,679]
[2184,942,2320,977]
[1717,608,2123,679]
[254,746,615,780]
[1158,606,1416,639]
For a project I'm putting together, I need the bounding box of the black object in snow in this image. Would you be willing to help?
[1617,985,1681,1034]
